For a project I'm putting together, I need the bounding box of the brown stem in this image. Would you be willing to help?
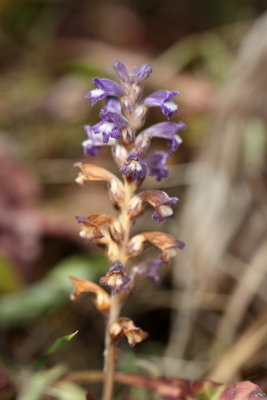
[102,294,121,400]
[65,370,189,398]
[101,178,133,400]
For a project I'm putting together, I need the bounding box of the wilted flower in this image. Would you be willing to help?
[100,262,130,295]
[137,190,178,223]
[70,277,110,314]
[110,317,148,346]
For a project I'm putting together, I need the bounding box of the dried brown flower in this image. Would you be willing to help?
[70,277,110,314]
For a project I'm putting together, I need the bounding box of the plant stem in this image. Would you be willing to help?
[102,294,121,400]
[101,178,133,400]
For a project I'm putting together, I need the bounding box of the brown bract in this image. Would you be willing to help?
[110,317,148,347]
[70,277,110,314]
[74,162,125,206]
[126,231,184,263]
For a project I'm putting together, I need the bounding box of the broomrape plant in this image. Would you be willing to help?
[70,61,186,400]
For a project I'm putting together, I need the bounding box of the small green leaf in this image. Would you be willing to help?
[34,330,78,370]
[20,365,66,400]
[50,381,87,400]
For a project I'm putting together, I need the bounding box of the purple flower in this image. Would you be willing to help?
[169,134,183,152]
[113,61,152,84]
[144,90,179,119]
[103,96,122,114]
[136,258,164,285]
[100,262,130,295]
[145,151,169,181]
[93,110,127,143]
[135,122,186,155]
[120,151,147,180]
[83,125,102,156]
[86,77,124,104]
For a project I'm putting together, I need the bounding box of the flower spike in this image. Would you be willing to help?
[75,61,186,400]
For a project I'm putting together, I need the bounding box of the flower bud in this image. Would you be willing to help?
[132,104,147,129]
[127,196,144,220]
[109,220,124,243]
[112,144,128,167]
[107,240,120,262]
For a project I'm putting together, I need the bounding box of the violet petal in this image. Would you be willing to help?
[145,151,170,181]
[120,151,147,180]
[86,77,124,104]
[144,90,179,119]
[113,61,130,82]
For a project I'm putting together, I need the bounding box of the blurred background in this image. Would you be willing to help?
[1,0,267,399]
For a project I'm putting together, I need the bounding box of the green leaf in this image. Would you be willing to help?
[0,253,23,293]
[0,253,108,326]
[20,365,66,400]
[49,381,87,400]
[34,331,78,370]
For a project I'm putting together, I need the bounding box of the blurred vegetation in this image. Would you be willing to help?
[0,0,267,399]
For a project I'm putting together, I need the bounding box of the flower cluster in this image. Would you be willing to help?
[82,62,186,182]
[71,61,185,349]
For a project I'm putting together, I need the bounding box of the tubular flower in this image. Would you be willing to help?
[145,151,170,181]
[100,262,130,295]
[133,258,164,285]
[136,190,178,223]
[135,121,186,155]
[93,109,127,143]
[82,125,113,157]
[86,77,123,104]
[120,151,147,181]
[113,61,152,84]
[144,90,179,119]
